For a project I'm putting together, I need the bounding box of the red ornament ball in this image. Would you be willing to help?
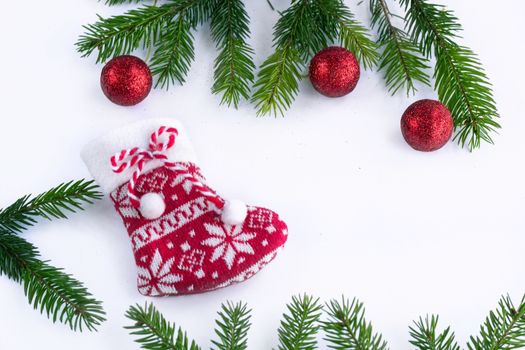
[100,55,152,106]
[401,99,454,152]
[309,46,360,97]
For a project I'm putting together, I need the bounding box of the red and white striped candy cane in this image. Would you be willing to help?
[110,126,225,212]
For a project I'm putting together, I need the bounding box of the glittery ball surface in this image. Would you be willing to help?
[309,46,360,97]
[400,99,453,152]
[100,55,152,106]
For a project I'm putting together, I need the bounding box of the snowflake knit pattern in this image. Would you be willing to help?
[83,119,288,296]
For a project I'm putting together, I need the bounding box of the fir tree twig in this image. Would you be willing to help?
[251,45,304,117]
[370,0,430,95]
[277,294,323,350]
[314,0,378,71]
[150,11,195,88]
[409,315,461,350]
[323,297,388,350]
[337,5,379,70]
[211,301,251,350]
[0,179,102,235]
[467,295,525,350]
[125,302,201,350]
[401,0,500,150]
[251,0,318,117]
[104,0,146,5]
[76,0,212,64]
[77,4,176,63]
[210,0,255,108]
[150,0,219,87]
[0,230,106,331]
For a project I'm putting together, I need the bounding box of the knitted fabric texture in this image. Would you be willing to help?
[85,120,288,296]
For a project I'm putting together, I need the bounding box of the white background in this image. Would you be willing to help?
[1,0,524,349]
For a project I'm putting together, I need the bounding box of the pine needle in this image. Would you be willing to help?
[211,301,251,350]
[251,0,318,117]
[252,45,304,117]
[104,0,145,5]
[370,0,430,95]
[338,9,379,70]
[77,4,176,63]
[467,295,525,350]
[409,315,461,350]
[316,0,378,70]
[0,231,106,331]
[401,0,500,150]
[76,0,213,64]
[323,297,388,350]
[0,179,102,235]
[150,13,195,88]
[278,294,323,350]
[210,0,255,108]
[125,302,201,350]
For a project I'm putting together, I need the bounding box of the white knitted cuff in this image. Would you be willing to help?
[81,118,198,194]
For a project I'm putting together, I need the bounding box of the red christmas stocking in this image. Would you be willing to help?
[82,119,288,296]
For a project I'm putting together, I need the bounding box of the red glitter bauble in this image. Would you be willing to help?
[401,99,454,152]
[100,55,152,106]
[309,46,360,97]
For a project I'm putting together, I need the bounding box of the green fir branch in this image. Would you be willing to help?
[272,0,332,59]
[0,230,106,331]
[401,0,500,150]
[174,0,217,28]
[210,0,255,108]
[337,7,379,70]
[252,45,304,117]
[125,303,201,350]
[409,315,461,350]
[77,4,175,63]
[323,297,388,350]
[148,0,218,88]
[278,294,323,350]
[0,179,102,235]
[467,295,525,350]
[211,301,251,350]
[77,0,212,63]
[370,0,430,95]
[104,0,146,5]
[150,12,195,88]
[315,0,378,70]
[251,0,323,116]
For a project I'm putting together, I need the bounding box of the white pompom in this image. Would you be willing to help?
[221,199,248,226]
[139,192,166,220]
